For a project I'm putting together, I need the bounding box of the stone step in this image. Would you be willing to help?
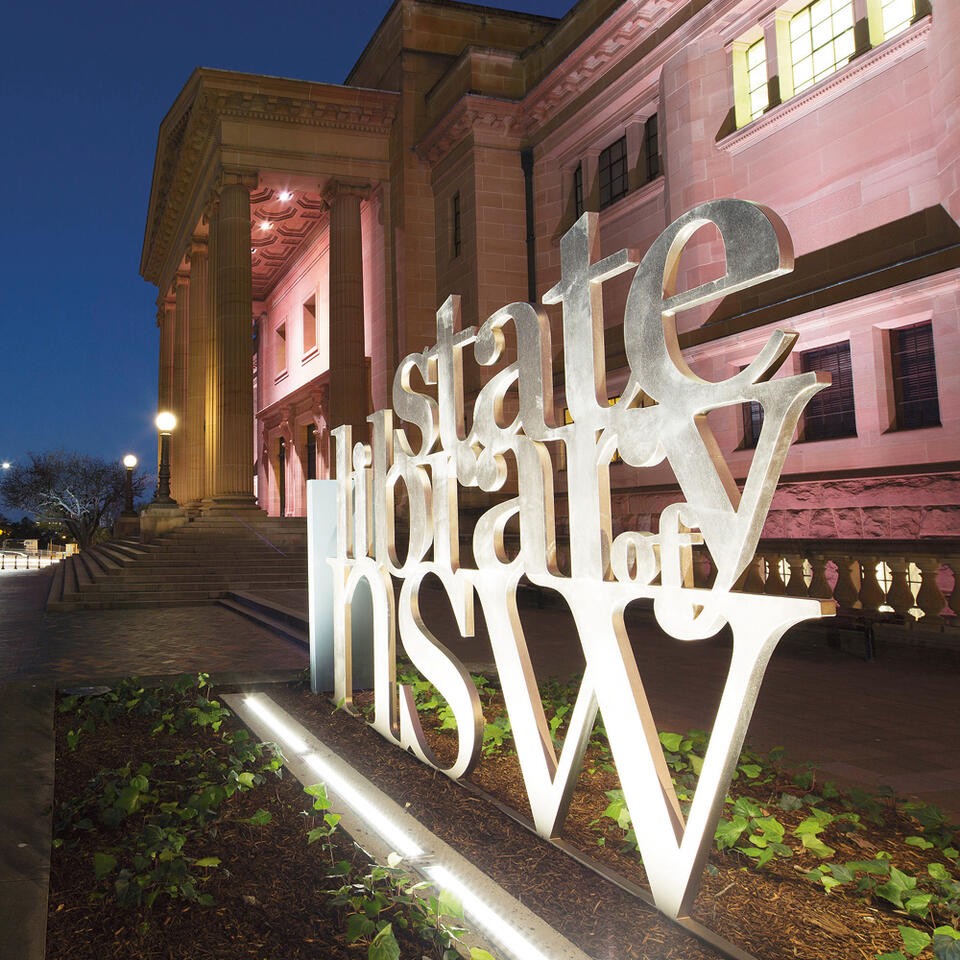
[218,591,308,648]
[82,579,308,593]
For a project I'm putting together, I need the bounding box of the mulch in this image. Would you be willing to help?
[47,679,950,960]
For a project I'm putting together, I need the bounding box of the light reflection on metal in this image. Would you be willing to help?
[319,199,834,920]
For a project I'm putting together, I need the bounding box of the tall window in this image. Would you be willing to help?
[891,322,940,429]
[598,136,628,209]
[274,322,287,379]
[644,115,661,182]
[573,164,584,218]
[746,39,769,120]
[881,0,914,39]
[800,342,856,440]
[452,192,462,258]
[306,424,317,480]
[789,0,855,95]
[302,294,317,355]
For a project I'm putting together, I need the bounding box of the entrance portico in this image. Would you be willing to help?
[140,69,398,516]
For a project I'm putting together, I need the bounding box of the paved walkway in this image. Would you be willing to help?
[2,568,958,960]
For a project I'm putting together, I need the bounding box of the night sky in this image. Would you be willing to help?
[1,0,571,491]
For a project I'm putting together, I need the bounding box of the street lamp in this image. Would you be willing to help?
[1,462,10,470]
[121,454,138,517]
[151,412,178,505]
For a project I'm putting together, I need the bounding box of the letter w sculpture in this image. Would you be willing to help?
[315,199,834,921]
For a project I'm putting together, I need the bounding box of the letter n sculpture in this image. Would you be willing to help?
[311,199,834,921]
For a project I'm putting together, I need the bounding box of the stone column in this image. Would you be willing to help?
[185,235,208,511]
[157,290,176,481]
[171,267,190,505]
[324,179,370,471]
[203,198,219,502]
[206,171,259,511]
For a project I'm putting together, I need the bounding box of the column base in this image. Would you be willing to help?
[112,516,141,540]
[200,495,266,519]
[139,503,188,543]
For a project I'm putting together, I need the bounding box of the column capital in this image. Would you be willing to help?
[175,266,191,286]
[310,381,330,411]
[322,178,372,206]
[190,235,208,257]
[218,167,259,192]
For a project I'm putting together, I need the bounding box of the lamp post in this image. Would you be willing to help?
[152,412,178,505]
[121,454,138,517]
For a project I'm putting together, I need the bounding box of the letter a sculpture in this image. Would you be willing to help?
[315,199,834,921]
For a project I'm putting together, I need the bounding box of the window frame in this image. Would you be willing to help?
[598,135,629,210]
[890,321,940,430]
[451,191,462,259]
[799,341,857,441]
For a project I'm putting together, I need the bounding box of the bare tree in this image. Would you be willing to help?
[0,451,148,550]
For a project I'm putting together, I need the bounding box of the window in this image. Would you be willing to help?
[789,0,855,95]
[800,342,856,440]
[880,0,914,39]
[302,294,317,356]
[277,437,286,516]
[274,322,287,379]
[746,39,769,120]
[644,115,661,182]
[306,423,317,480]
[573,164,584,218]
[598,136,628,209]
[891,322,940,429]
[742,401,765,448]
[452,192,461,258]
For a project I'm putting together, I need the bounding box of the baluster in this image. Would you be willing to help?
[946,559,960,621]
[764,555,787,595]
[915,556,947,620]
[808,556,832,600]
[834,556,862,610]
[743,556,766,594]
[857,556,885,614]
[885,558,915,616]
[784,553,809,596]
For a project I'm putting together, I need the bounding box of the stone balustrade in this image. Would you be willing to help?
[694,539,960,627]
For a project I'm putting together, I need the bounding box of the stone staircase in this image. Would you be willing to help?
[46,516,309,627]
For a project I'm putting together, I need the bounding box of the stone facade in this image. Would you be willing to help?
[141,0,959,546]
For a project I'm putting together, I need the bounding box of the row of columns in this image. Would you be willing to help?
[156,171,370,513]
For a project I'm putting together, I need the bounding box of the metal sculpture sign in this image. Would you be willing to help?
[313,199,833,920]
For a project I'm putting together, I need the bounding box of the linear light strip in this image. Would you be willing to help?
[243,695,423,859]
[242,694,570,960]
[427,864,554,960]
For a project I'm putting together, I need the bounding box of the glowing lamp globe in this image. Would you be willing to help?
[123,454,138,469]
[155,412,177,432]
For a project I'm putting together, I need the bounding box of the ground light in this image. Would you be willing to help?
[239,693,579,960]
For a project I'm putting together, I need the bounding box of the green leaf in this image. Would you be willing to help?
[237,772,256,788]
[194,857,221,868]
[659,732,684,753]
[876,868,918,908]
[307,827,328,844]
[368,923,400,960]
[801,834,835,858]
[739,763,762,779]
[875,952,908,960]
[243,808,273,826]
[933,936,960,960]
[934,927,960,940]
[93,852,117,879]
[346,914,376,943]
[829,863,855,884]
[469,950,498,960]
[305,783,330,810]
[793,817,825,837]
[904,894,933,917]
[846,858,890,876]
[898,926,932,957]
[779,793,804,812]
[715,815,749,850]
[438,887,464,920]
[386,852,403,868]
[733,797,762,819]
[753,817,785,843]
[906,836,934,850]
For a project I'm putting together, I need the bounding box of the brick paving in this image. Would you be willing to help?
[0,568,307,684]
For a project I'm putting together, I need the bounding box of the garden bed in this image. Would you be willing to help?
[49,673,960,960]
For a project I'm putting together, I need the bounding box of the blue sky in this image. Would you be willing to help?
[0,0,570,489]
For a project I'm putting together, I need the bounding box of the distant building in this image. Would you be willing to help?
[141,0,959,616]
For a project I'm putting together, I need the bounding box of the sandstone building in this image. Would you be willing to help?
[140,0,959,618]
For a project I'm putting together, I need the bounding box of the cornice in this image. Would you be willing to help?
[521,0,684,132]
[141,70,398,288]
[414,95,523,167]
